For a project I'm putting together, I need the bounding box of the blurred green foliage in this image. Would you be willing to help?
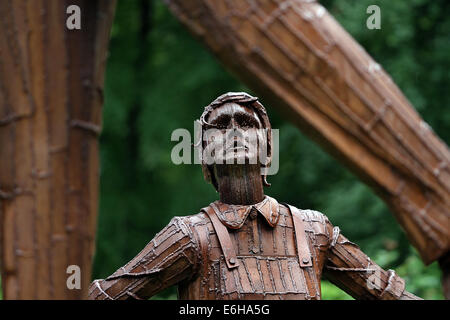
[92,0,449,300]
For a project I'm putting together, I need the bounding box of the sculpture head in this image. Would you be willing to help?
[198,92,272,190]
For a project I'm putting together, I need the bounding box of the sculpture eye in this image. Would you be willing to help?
[213,114,231,129]
[235,113,259,129]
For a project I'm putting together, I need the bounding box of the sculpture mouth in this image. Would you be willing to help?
[225,139,250,152]
[226,145,248,152]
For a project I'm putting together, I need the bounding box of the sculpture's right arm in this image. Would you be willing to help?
[88,217,200,300]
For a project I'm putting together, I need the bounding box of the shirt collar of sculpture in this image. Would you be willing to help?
[212,195,280,229]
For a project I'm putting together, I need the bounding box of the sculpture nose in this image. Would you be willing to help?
[226,119,245,150]
[228,117,238,129]
[227,121,243,139]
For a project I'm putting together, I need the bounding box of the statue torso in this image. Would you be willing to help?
[178,198,331,300]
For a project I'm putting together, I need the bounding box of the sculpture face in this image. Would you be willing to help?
[205,102,263,165]
[199,92,273,189]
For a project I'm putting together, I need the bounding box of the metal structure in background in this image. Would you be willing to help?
[165,0,450,294]
[0,0,116,299]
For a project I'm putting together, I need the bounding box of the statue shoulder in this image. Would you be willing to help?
[170,211,212,242]
[280,203,334,237]
[159,215,200,241]
[178,211,210,229]
[301,208,329,224]
[281,203,329,223]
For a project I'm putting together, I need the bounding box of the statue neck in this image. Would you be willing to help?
[214,164,264,205]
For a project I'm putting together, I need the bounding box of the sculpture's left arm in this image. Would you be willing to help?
[322,220,422,300]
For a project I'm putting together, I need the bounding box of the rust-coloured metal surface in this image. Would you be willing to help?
[0,0,116,299]
[89,196,418,300]
[89,93,420,300]
[164,0,450,266]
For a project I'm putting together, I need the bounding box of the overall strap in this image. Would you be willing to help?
[284,204,318,299]
[285,204,312,267]
[202,203,239,270]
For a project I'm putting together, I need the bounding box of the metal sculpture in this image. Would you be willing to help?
[88,93,420,300]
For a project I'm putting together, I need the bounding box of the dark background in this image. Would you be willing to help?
[91,0,449,299]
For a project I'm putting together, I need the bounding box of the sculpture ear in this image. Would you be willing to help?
[262,174,271,187]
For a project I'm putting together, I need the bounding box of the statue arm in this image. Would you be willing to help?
[88,216,200,300]
[322,222,422,300]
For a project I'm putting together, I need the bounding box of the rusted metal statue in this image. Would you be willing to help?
[89,92,420,300]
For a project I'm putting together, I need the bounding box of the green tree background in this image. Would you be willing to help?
[89,0,449,300]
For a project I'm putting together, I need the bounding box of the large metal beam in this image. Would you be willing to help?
[0,0,116,299]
